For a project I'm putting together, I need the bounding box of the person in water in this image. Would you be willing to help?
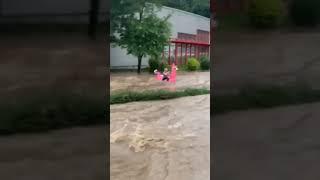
[162,68,170,81]
[153,68,170,81]
[154,63,178,82]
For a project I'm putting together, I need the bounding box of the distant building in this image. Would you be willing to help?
[110,6,210,69]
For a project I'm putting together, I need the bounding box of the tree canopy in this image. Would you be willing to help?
[110,0,208,73]
[111,0,171,73]
[162,0,210,17]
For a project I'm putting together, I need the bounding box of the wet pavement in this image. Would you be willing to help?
[110,72,210,93]
[110,95,210,180]
[213,102,320,180]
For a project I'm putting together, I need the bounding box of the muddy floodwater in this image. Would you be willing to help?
[110,72,209,93]
[110,95,210,180]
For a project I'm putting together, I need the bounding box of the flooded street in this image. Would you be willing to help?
[110,72,210,93]
[110,95,210,180]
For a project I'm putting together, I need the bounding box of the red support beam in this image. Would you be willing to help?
[185,44,188,64]
[180,43,183,65]
[195,45,197,59]
[174,43,177,64]
[196,45,199,59]
[189,44,192,57]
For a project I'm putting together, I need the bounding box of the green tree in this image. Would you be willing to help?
[112,1,171,74]
[192,3,210,18]
[162,0,210,17]
[111,0,140,42]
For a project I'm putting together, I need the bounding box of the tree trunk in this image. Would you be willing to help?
[137,56,142,74]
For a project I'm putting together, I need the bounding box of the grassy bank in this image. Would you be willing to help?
[214,84,320,114]
[0,93,106,135]
[110,88,210,104]
[4,84,320,135]
[0,88,208,135]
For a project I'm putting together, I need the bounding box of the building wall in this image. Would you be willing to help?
[0,2,209,69]
[110,6,210,69]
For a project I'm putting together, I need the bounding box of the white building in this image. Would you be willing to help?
[0,1,210,69]
[110,6,210,69]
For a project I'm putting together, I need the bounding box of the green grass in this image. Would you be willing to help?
[214,84,320,114]
[110,88,210,104]
[5,84,320,135]
[0,93,106,135]
[0,88,208,135]
[177,64,209,72]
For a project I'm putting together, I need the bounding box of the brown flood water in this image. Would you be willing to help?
[110,72,210,93]
[110,95,210,180]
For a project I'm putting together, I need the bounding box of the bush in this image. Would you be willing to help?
[199,56,210,70]
[148,58,160,73]
[178,64,188,71]
[248,0,282,28]
[187,58,200,71]
[290,0,320,26]
[159,61,170,72]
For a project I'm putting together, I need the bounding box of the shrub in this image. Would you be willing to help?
[290,0,320,26]
[187,58,200,71]
[148,58,159,73]
[199,56,210,70]
[159,61,170,72]
[248,0,282,28]
[178,64,188,71]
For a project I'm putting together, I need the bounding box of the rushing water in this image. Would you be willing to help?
[110,95,210,180]
[110,72,210,93]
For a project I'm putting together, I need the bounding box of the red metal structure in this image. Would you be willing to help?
[162,30,210,65]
